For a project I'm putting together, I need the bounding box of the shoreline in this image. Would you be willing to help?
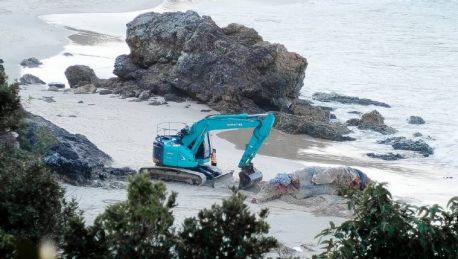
[0,0,162,79]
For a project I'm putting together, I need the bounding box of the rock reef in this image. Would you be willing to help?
[347,110,396,135]
[378,136,433,157]
[313,92,391,108]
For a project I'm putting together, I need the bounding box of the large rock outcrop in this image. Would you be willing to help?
[97,11,353,141]
[23,112,135,184]
[105,11,306,113]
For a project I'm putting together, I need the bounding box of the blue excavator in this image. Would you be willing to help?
[139,113,275,189]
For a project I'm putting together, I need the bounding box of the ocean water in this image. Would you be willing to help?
[22,0,458,204]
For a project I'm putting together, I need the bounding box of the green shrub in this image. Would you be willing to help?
[176,187,278,259]
[0,64,23,133]
[315,183,458,259]
[62,174,178,259]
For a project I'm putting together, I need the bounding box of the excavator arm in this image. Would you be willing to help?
[180,113,275,169]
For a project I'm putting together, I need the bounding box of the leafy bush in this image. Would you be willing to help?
[176,187,278,259]
[315,183,458,259]
[0,64,23,132]
[0,144,79,258]
[62,174,178,258]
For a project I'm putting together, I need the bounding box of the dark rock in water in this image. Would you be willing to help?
[378,136,433,157]
[77,100,84,104]
[413,132,423,137]
[19,74,45,85]
[102,10,307,114]
[348,111,362,115]
[48,82,65,89]
[20,57,42,68]
[64,65,99,88]
[23,112,134,184]
[73,84,96,94]
[0,58,4,64]
[367,152,405,161]
[98,89,113,95]
[330,114,337,119]
[346,110,396,135]
[313,92,391,108]
[274,112,354,141]
[408,116,425,125]
[63,52,73,57]
[201,109,211,113]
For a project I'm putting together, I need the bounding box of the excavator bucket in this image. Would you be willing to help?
[238,163,263,190]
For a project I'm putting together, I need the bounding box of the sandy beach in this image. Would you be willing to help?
[3,0,458,257]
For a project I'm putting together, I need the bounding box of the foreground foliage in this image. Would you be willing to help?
[177,187,278,259]
[0,64,23,132]
[316,183,458,259]
[62,176,278,259]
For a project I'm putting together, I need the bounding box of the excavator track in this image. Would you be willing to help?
[139,166,207,186]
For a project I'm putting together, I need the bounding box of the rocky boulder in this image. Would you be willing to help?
[20,57,42,68]
[23,112,135,184]
[346,110,396,135]
[313,92,391,108]
[378,136,433,157]
[19,74,45,85]
[65,65,99,88]
[48,82,65,89]
[274,112,354,141]
[103,11,307,113]
[408,116,425,125]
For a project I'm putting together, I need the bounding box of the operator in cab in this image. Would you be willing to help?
[211,148,217,166]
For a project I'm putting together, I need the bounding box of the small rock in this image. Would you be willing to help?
[408,116,425,125]
[164,93,185,103]
[68,115,77,118]
[313,92,391,108]
[413,132,423,137]
[98,89,113,95]
[367,152,405,161]
[63,52,73,57]
[19,74,45,85]
[73,84,97,94]
[47,85,60,91]
[200,109,212,113]
[149,100,165,106]
[41,96,55,103]
[77,101,84,104]
[378,137,433,157]
[0,58,4,64]
[48,82,65,89]
[20,57,42,68]
[330,114,337,119]
[138,90,151,100]
[185,104,191,108]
